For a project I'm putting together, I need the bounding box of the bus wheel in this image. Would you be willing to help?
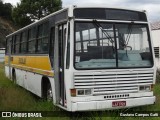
[46,83,53,102]
[12,71,16,84]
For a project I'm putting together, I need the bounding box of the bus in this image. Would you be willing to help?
[5,5,156,111]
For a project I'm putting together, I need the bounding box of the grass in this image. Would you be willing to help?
[0,68,53,111]
[0,63,160,120]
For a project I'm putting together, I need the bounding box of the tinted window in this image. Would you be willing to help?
[50,27,55,67]
[37,22,49,53]
[105,9,146,21]
[74,8,106,19]
[28,27,36,53]
[74,8,147,21]
[20,31,28,53]
[15,34,20,53]
[6,37,11,54]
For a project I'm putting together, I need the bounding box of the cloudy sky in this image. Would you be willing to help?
[3,0,160,22]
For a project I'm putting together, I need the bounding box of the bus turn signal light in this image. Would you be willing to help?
[70,89,76,97]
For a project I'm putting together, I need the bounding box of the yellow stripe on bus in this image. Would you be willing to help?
[5,55,54,77]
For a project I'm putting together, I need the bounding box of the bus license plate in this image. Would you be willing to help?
[112,101,126,107]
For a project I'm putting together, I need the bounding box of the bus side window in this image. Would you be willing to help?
[6,38,9,54]
[11,36,14,54]
[20,31,27,53]
[28,27,36,53]
[50,27,55,68]
[37,22,49,53]
[15,34,20,54]
[13,36,16,54]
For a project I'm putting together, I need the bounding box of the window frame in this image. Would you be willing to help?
[27,27,37,54]
[36,22,49,53]
[74,21,154,70]
[14,34,21,54]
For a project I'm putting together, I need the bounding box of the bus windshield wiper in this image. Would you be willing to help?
[123,22,133,55]
[124,22,134,47]
[93,20,114,44]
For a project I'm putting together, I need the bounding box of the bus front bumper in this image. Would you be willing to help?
[71,96,155,111]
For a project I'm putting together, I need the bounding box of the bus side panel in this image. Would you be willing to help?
[5,65,10,79]
[25,71,55,99]
[25,72,56,103]
[13,67,42,97]
[15,68,25,87]
[10,66,56,101]
[25,71,42,97]
[7,55,54,98]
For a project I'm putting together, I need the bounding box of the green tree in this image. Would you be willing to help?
[12,0,62,27]
[0,0,12,20]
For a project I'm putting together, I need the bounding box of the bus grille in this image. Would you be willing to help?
[74,70,154,95]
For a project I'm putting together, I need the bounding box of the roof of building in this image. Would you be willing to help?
[151,21,160,30]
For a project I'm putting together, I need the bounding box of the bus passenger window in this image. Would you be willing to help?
[6,38,11,54]
[15,34,20,54]
[28,27,36,53]
[37,22,49,53]
[20,31,27,53]
[50,27,55,68]
[11,36,15,54]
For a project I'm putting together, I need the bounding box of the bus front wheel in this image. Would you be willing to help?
[12,71,16,84]
[46,83,53,102]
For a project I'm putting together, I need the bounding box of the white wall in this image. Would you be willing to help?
[152,30,160,47]
[151,29,160,69]
[0,49,5,62]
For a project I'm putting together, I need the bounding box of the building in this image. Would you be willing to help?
[0,48,5,62]
[151,21,160,69]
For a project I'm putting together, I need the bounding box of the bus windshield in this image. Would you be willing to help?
[74,22,153,69]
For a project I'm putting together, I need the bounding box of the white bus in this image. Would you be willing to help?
[5,5,156,111]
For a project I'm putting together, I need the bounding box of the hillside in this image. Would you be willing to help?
[0,17,17,48]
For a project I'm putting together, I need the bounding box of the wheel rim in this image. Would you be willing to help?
[47,87,53,101]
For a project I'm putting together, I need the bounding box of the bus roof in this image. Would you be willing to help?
[6,7,68,38]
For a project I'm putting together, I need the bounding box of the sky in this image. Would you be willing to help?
[3,0,160,22]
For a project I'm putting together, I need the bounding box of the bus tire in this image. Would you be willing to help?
[12,70,16,84]
[42,78,53,102]
[46,83,53,102]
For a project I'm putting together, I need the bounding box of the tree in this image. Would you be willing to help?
[0,0,12,20]
[12,0,62,27]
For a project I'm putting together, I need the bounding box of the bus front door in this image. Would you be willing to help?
[56,24,67,107]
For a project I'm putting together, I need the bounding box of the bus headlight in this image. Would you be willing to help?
[139,85,151,91]
[77,89,92,96]
[145,86,150,91]
[85,89,92,95]
[70,89,92,96]
[77,89,84,95]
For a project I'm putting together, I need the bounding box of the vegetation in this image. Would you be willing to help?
[0,0,15,48]
[12,0,62,27]
[0,0,12,20]
[0,63,160,120]
[0,64,53,111]
[0,0,62,48]
[0,17,17,48]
